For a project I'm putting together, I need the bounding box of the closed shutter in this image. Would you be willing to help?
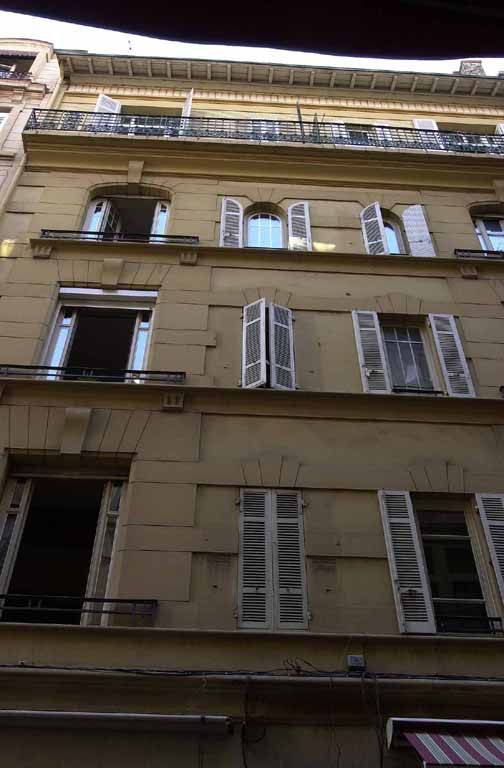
[402,204,436,257]
[220,198,243,248]
[429,314,475,397]
[269,304,296,391]
[242,299,267,389]
[238,489,273,629]
[288,202,312,251]
[360,202,387,255]
[476,494,504,604]
[413,118,438,130]
[352,310,391,394]
[379,491,436,634]
[95,94,121,113]
[272,491,308,629]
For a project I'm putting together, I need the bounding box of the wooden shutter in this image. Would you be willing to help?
[95,94,121,113]
[238,489,273,629]
[496,124,504,136]
[429,314,475,397]
[269,304,295,391]
[413,118,438,130]
[476,494,504,604]
[360,202,387,255]
[379,491,436,634]
[242,299,267,389]
[352,310,391,394]
[179,88,194,134]
[288,202,312,251]
[402,204,436,258]
[220,198,243,247]
[272,491,308,629]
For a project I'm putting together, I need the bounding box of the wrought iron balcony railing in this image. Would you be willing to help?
[24,109,504,156]
[40,229,199,245]
[0,69,31,81]
[0,593,157,625]
[455,248,504,259]
[0,364,186,384]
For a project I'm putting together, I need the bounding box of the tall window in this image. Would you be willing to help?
[247,213,283,249]
[82,197,170,241]
[382,325,434,392]
[474,217,504,252]
[383,221,403,255]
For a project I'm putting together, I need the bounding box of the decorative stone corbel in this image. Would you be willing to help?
[127,160,144,194]
[32,243,53,259]
[162,392,185,411]
[459,263,478,279]
[60,407,92,455]
[101,257,124,288]
[179,251,198,265]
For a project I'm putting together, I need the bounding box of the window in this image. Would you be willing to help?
[44,288,155,382]
[379,491,501,635]
[0,54,35,78]
[247,213,283,249]
[238,489,308,630]
[220,198,311,251]
[353,311,474,397]
[360,202,436,257]
[474,217,504,252]
[0,111,8,132]
[382,325,434,393]
[0,477,124,625]
[82,197,170,241]
[242,299,296,390]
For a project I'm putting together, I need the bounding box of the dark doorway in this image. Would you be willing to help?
[65,308,137,381]
[2,478,104,624]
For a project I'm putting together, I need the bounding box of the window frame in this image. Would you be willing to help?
[380,320,439,395]
[245,211,285,249]
[474,216,504,252]
[42,288,157,382]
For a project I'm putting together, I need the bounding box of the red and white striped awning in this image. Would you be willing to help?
[404,730,504,766]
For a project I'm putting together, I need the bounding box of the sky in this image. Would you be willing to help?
[1,10,504,76]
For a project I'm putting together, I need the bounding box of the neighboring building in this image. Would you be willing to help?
[0,47,504,765]
[0,39,61,248]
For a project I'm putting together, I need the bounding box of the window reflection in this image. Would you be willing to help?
[247,214,283,248]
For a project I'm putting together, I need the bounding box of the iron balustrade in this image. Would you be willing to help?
[40,229,199,245]
[455,248,504,259]
[25,109,504,156]
[0,70,31,81]
[0,593,157,625]
[0,364,186,384]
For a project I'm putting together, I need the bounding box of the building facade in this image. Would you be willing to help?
[0,43,504,765]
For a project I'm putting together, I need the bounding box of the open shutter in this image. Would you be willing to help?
[379,491,436,634]
[242,299,267,389]
[496,124,504,136]
[95,94,121,113]
[413,118,438,131]
[360,202,388,255]
[429,314,475,397]
[83,199,110,234]
[220,198,243,248]
[402,204,436,257]
[272,491,308,629]
[476,494,504,604]
[352,310,390,394]
[269,304,295,391]
[288,202,312,251]
[179,88,194,134]
[238,489,273,629]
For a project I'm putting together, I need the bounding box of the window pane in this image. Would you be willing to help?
[384,223,401,254]
[247,214,282,249]
[384,325,433,390]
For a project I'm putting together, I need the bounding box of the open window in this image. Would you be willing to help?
[220,198,311,251]
[0,53,35,79]
[0,477,124,626]
[82,197,170,242]
[44,288,155,382]
[360,202,436,257]
[474,215,504,252]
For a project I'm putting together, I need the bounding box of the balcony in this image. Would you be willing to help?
[0,364,186,384]
[0,69,31,81]
[455,248,504,259]
[40,229,199,245]
[24,109,504,157]
[0,593,157,626]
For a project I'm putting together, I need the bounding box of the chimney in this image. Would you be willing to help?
[458,60,486,76]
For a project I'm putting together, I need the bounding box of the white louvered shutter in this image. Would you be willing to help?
[95,94,121,113]
[238,489,273,629]
[352,310,391,394]
[179,88,194,134]
[496,124,504,136]
[402,204,436,257]
[288,202,312,251]
[272,491,308,629]
[476,494,504,604]
[379,491,436,634]
[429,314,475,397]
[220,198,243,247]
[360,202,388,255]
[242,299,267,389]
[413,118,438,131]
[269,304,295,391]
